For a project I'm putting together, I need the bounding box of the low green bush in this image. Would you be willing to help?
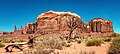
[108,37,120,54]
[103,37,111,42]
[85,38,103,46]
[110,33,117,37]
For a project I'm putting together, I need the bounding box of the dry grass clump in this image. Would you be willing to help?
[0,43,5,48]
[85,38,103,46]
[66,35,83,44]
[103,37,111,42]
[62,41,71,47]
[0,39,11,43]
[23,38,63,54]
[110,33,118,37]
[108,37,120,54]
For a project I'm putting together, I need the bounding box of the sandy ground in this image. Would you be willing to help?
[55,42,109,54]
[0,42,109,54]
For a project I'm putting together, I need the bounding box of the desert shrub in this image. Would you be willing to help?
[62,41,71,47]
[67,39,72,43]
[0,43,5,48]
[35,38,44,41]
[23,38,63,54]
[77,40,81,44]
[73,36,80,39]
[67,38,82,43]
[85,38,103,46]
[103,37,111,42]
[11,41,15,43]
[42,39,63,50]
[71,39,76,42]
[79,50,95,54]
[67,39,76,43]
[110,33,117,37]
[65,44,71,47]
[67,40,71,43]
[19,39,26,42]
[73,36,84,40]
[62,41,67,46]
[2,39,11,43]
[108,37,120,54]
[74,38,82,44]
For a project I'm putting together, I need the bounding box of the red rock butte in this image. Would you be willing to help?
[1,11,114,37]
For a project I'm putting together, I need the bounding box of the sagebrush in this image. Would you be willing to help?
[23,38,63,54]
[108,37,120,54]
[85,38,103,46]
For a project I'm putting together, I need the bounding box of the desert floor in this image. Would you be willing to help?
[0,42,109,54]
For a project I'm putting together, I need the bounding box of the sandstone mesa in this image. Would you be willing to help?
[0,11,114,37]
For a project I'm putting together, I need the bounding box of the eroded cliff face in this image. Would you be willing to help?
[89,18,114,33]
[14,11,114,36]
[36,11,84,31]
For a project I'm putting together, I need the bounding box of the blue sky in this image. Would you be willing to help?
[0,0,120,33]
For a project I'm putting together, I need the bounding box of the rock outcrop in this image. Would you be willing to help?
[13,11,114,36]
[89,18,114,33]
[37,11,83,31]
[13,25,26,35]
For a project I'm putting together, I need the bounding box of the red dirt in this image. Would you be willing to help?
[0,42,109,54]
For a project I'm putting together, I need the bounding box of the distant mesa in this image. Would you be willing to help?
[89,18,113,33]
[0,11,114,37]
[0,31,12,36]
